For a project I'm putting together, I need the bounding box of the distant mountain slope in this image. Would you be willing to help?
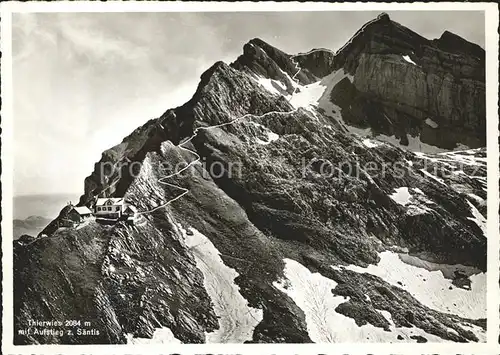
[14,193,79,220]
[13,193,79,239]
[13,216,52,239]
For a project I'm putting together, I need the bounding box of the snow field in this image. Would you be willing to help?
[179,224,263,343]
[332,251,486,320]
[274,258,456,343]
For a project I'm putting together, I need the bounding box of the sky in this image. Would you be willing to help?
[12,11,485,196]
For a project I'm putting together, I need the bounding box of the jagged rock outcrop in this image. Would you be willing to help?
[232,38,317,87]
[294,48,336,78]
[13,215,52,239]
[14,13,487,345]
[14,216,219,344]
[325,13,485,150]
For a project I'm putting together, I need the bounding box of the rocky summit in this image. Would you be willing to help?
[14,13,487,344]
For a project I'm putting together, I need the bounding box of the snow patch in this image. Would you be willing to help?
[256,77,283,96]
[289,81,326,110]
[362,138,383,148]
[249,122,280,145]
[466,200,487,237]
[413,188,425,195]
[458,322,487,342]
[438,151,487,166]
[420,168,446,186]
[389,187,434,215]
[425,118,439,128]
[277,66,300,91]
[407,205,432,216]
[471,176,487,192]
[256,131,280,145]
[333,251,486,319]
[313,69,374,138]
[179,224,262,343]
[317,69,354,122]
[376,134,446,154]
[274,258,452,342]
[389,187,412,206]
[126,328,182,344]
[468,193,486,206]
[402,55,418,66]
[376,309,452,343]
[398,253,482,279]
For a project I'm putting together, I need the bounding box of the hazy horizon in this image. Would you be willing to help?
[14,193,81,220]
[13,10,485,196]
[14,192,82,197]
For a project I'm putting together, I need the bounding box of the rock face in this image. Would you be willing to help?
[14,13,486,345]
[324,12,485,150]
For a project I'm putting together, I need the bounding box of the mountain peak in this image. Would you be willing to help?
[376,12,391,23]
[188,60,233,100]
[244,37,289,60]
[435,30,484,59]
[328,10,485,151]
[232,37,317,86]
[248,37,272,48]
[234,37,280,59]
